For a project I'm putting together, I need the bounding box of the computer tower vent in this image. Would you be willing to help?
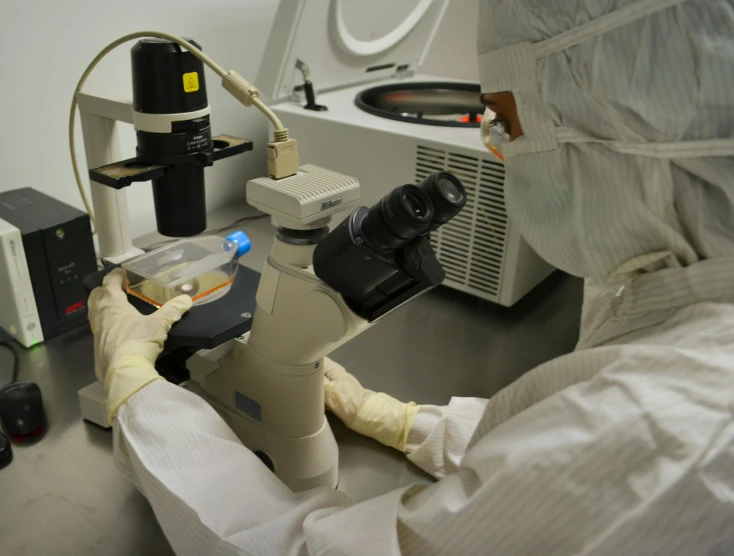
[415,145,508,300]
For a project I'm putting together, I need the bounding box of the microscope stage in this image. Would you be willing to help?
[84,264,260,349]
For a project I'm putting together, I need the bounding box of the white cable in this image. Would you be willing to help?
[252,97,284,131]
[220,71,286,131]
[70,30,285,226]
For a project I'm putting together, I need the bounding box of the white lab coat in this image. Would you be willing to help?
[113,257,734,555]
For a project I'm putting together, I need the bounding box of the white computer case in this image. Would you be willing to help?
[0,219,43,347]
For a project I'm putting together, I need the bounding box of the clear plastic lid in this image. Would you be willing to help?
[122,236,239,307]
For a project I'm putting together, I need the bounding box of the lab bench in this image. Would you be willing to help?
[0,205,583,555]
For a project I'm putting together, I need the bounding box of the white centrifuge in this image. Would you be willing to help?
[256,0,553,306]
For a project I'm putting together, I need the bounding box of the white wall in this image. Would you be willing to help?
[0,0,477,239]
[424,0,479,81]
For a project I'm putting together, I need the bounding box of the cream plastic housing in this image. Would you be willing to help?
[187,234,372,491]
[192,335,341,492]
[186,164,370,490]
[247,164,360,229]
[267,138,300,179]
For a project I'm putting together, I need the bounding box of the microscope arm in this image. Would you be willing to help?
[188,237,370,492]
[249,252,371,367]
[187,168,465,491]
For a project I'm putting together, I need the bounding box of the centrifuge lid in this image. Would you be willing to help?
[257,0,451,103]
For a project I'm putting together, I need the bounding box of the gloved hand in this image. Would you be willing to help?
[324,358,420,452]
[88,268,192,422]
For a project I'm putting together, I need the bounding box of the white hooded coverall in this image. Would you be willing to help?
[113,0,734,554]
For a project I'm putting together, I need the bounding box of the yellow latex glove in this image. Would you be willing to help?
[324,358,420,452]
[88,268,193,422]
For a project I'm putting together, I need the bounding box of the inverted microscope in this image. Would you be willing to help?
[75,33,466,492]
[188,167,466,490]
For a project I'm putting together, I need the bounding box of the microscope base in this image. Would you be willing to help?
[81,373,340,492]
[187,339,340,492]
[78,380,110,428]
[203,391,339,491]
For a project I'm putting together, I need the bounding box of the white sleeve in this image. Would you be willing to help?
[304,347,734,555]
[113,346,734,555]
[114,380,352,556]
[113,381,485,555]
[405,398,488,479]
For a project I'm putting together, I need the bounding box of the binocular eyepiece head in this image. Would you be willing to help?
[360,172,467,252]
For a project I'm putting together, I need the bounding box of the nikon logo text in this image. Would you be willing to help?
[321,198,342,211]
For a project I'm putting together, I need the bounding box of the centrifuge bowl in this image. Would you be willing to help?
[355,81,483,127]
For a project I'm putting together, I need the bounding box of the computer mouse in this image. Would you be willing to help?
[0,432,12,469]
[0,382,46,440]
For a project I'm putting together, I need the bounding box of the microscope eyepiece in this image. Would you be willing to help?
[436,176,464,204]
[313,172,467,321]
[361,185,434,251]
[417,172,467,231]
[398,186,433,223]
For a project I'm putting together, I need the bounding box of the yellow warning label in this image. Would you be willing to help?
[183,72,199,93]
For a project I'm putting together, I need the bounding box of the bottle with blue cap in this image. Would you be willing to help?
[122,231,253,307]
[226,230,252,258]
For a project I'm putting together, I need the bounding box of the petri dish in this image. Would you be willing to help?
[122,236,239,308]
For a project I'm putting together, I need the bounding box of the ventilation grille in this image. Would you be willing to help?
[415,145,508,298]
[249,164,359,202]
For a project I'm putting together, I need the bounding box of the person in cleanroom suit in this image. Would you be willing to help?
[89,0,734,553]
